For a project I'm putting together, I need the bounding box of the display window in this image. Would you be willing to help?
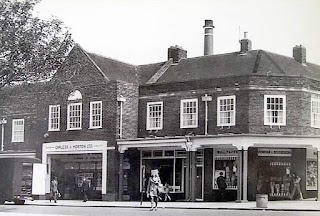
[141,149,187,193]
[213,149,238,189]
[257,148,292,199]
[306,148,318,190]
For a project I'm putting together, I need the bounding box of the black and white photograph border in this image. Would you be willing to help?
[0,0,320,215]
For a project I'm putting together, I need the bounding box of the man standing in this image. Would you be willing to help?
[81,177,89,202]
[217,172,227,201]
[50,177,59,203]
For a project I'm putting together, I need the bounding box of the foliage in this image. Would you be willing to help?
[0,0,74,89]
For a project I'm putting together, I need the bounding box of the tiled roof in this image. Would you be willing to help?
[138,50,320,85]
[86,52,139,84]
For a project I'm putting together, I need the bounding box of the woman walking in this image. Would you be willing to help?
[147,169,162,211]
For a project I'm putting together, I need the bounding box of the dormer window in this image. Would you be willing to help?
[67,90,83,130]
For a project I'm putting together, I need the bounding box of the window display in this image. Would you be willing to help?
[213,149,238,189]
[306,160,317,190]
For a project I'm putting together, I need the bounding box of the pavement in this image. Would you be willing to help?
[18,198,320,211]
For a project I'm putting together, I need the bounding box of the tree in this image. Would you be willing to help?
[0,0,74,89]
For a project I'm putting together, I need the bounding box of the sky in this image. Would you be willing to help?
[34,0,320,66]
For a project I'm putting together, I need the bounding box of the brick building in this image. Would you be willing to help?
[1,20,320,202]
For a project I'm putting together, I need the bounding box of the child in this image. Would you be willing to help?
[163,182,171,201]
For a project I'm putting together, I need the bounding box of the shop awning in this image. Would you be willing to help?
[0,151,41,163]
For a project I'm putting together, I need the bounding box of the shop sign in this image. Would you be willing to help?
[61,154,102,162]
[45,142,105,152]
[215,149,238,156]
[258,148,292,157]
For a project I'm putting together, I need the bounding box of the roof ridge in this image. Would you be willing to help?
[87,52,137,67]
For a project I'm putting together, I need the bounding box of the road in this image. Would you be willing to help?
[0,205,319,216]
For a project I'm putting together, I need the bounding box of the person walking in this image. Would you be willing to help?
[147,169,162,211]
[290,173,303,200]
[81,177,89,202]
[50,176,59,203]
[217,172,227,201]
[163,182,171,201]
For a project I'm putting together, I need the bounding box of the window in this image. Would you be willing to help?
[146,101,163,130]
[264,95,286,126]
[67,103,82,130]
[90,101,102,129]
[48,105,60,131]
[180,99,198,128]
[217,95,236,126]
[311,98,320,128]
[12,119,24,142]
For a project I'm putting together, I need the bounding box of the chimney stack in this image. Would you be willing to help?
[240,32,252,54]
[203,19,214,55]
[168,45,187,63]
[293,45,306,65]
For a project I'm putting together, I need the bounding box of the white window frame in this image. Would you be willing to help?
[12,119,24,142]
[217,95,236,127]
[311,98,320,128]
[48,105,60,131]
[264,95,286,126]
[67,102,82,130]
[146,101,163,130]
[180,98,198,128]
[89,101,103,129]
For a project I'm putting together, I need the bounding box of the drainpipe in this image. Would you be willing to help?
[0,118,7,151]
[202,94,212,135]
[117,96,126,139]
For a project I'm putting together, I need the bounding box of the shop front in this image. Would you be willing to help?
[50,153,102,200]
[41,141,111,200]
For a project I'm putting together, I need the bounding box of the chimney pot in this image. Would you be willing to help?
[240,32,252,54]
[293,45,306,65]
[203,19,215,56]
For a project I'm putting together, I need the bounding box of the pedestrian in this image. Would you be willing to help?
[290,173,303,200]
[147,169,162,211]
[81,177,89,202]
[217,172,227,201]
[163,182,171,201]
[50,176,59,203]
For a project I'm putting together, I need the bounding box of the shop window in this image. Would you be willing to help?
[142,151,152,158]
[180,98,198,128]
[217,95,236,127]
[306,148,318,190]
[214,159,237,189]
[153,150,163,157]
[12,119,24,142]
[90,101,102,129]
[264,95,286,126]
[257,148,292,199]
[165,150,174,157]
[141,150,187,193]
[48,105,60,131]
[146,101,163,130]
[311,98,320,128]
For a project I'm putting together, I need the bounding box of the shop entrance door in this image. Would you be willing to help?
[195,166,203,200]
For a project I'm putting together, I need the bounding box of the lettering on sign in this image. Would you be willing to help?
[258,148,292,157]
[216,149,238,156]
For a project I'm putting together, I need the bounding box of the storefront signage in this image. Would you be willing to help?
[258,148,292,157]
[215,149,238,156]
[61,154,102,162]
[45,141,107,153]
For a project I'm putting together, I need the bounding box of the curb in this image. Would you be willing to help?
[23,203,320,212]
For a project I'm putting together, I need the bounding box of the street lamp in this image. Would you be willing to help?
[0,118,7,152]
